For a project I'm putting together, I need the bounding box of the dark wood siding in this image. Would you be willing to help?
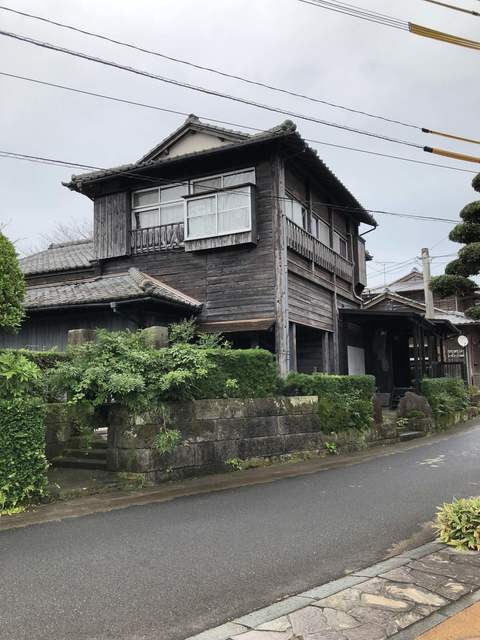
[288,272,334,330]
[102,160,275,322]
[94,191,131,259]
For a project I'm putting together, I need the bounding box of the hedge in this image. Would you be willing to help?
[0,348,66,371]
[281,373,375,432]
[195,349,278,398]
[0,398,48,510]
[421,377,470,417]
[281,372,376,400]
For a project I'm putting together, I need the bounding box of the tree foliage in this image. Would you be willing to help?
[430,173,480,316]
[0,232,26,332]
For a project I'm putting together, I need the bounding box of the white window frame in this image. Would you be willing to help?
[285,193,308,230]
[131,183,187,230]
[131,168,256,232]
[191,167,256,194]
[311,213,331,247]
[185,185,254,241]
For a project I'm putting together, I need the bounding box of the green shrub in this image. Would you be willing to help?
[196,349,278,399]
[421,378,469,417]
[436,497,480,551]
[460,201,480,224]
[0,231,26,332]
[0,398,48,510]
[430,274,476,298]
[0,349,66,371]
[282,373,375,432]
[0,351,42,399]
[282,372,375,400]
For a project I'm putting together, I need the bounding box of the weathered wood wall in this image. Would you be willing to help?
[94,191,131,260]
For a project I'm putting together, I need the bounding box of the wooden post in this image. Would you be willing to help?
[272,155,290,378]
[332,275,340,373]
[412,323,421,392]
[321,331,330,373]
[289,322,297,372]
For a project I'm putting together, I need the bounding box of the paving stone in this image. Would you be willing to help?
[255,617,292,632]
[322,608,360,630]
[398,541,445,560]
[385,610,424,635]
[189,622,250,640]
[410,554,480,586]
[306,632,347,640]
[187,621,248,640]
[235,597,313,629]
[230,631,293,640]
[381,566,473,600]
[439,548,480,567]
[300,575,368,600]
[352,556,410,578]
[289,606,330,636]
[361,593,412,611]
[343,623,386,640]
[312,589,362,612]
[384,583,448,607]
[347,605,396,628]
[354,578,388,595]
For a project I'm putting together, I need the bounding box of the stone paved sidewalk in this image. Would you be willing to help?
[186,541,480,640]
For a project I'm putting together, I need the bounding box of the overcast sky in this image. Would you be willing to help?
[1,0,478,287]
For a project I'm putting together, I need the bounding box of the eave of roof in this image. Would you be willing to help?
[25,268,202,312]
[63,119,375,226]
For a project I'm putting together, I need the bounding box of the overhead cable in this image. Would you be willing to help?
[0,28,423,150]
[0,71,477,174]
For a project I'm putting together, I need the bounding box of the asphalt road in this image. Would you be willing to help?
[2,424,480,640]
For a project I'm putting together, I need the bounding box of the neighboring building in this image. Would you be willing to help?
[363,269,480,387]
[1,116,375,375]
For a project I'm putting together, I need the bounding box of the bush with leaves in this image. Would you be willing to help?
[47,329,219,413]
[421,378,470,418]
[0,353,48,511]
[0,231,26,332]
[430,173,480,316]
[281,373,375,432]
[436,497,480,551]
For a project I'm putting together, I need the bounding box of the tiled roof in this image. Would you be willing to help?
[20,239,94,276]
[63,117,375,226]
[25,268,202,311]
[364,290,478,326]
[367,269,425,294]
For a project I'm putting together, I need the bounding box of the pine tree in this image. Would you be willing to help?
[431,173,480,318]
[0,231,26,331]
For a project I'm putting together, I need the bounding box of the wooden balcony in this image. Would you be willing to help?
[286,219,353,282]
[131,223,184,255]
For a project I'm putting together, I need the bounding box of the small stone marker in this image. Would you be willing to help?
[142,325,169,349]
[67,329,96,346]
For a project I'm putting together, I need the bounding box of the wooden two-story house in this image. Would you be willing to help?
[1,116,376,375]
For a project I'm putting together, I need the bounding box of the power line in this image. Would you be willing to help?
[300,0,480,51]
[0,3,418,130]
[0,28,425,151]
[2,28,479,160]
[0,71,476,175]
[0,149,462,225]
[423,0,480,16]
[2,3,477,147]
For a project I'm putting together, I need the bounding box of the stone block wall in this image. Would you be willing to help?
[106,396,394,481]
[44,403,75,459]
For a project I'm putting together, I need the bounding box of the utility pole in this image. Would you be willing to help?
[422,247,435,319]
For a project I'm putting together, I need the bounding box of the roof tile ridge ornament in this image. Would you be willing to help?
[127,267,202,308]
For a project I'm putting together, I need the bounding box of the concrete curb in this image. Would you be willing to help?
[183,541,477,640]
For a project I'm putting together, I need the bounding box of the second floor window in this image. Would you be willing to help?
[131,184,187,229]
[333,231,348,259]
[186,186,253,240]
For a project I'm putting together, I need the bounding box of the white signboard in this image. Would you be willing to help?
[458,335,469,348]
[347,346,366,375]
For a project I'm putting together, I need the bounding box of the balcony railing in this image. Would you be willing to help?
[286,219,353,282]
[131,223,184,254]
